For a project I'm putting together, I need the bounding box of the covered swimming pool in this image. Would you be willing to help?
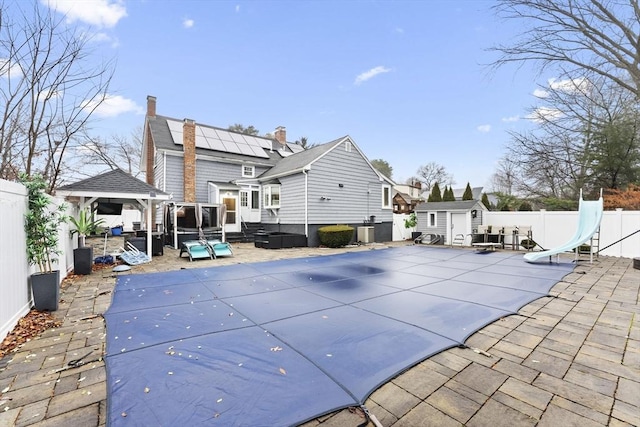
[104,245,574,426]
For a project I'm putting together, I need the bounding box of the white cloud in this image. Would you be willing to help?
[183,18,194,29]
[501,115,519,123]
[527,107,564,123]
[354,66,391,85]
[477,124,491,133]
[548,77,589,93]
[91,32,120,48]
[395,28,404,34]
[43,0,127,28]
[0,59,24,80]
[533,88,549,98]
[82,94,143,117]
[235,4,240,12]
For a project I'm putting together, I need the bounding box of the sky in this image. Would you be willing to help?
[35,0,557,190]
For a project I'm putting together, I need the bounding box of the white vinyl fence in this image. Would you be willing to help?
[0,179,30,342]
[393,213,416,241]
[484,209,639,258]
[395,209,639,259]
[0,179,72,343]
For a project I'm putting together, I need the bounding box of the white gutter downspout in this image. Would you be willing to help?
[162,151,167,192]
[303,169,308,237]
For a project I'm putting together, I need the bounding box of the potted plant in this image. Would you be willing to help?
[404,212,421,240]
[20,173,68,311]
[70,208,104,275]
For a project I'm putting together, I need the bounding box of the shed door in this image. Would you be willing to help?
[450,213,468,245]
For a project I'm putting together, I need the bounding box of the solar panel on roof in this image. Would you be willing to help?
[164,119,271,158]
[167,119,183,133]
[231,133,246,143]
[195,135,210,149]
[210,139,226,151]
[257,138,272,149]
[215,130,233,141]
[222,141,241,154]
[200,127,218,138]
[244,136,260,147]
[289,144,304,153]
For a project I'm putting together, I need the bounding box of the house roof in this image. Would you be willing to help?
[415,200,484,212]
[145,114,300,168]
[257,136,395,185]
[256,137,344,180]
[56,169,170,200]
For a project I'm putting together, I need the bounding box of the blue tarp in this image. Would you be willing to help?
[104,246,574,426]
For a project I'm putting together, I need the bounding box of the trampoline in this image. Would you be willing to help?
[104,246,574,426]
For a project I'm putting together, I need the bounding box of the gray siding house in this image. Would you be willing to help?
[141,96,394,246]
[414,200,487,245]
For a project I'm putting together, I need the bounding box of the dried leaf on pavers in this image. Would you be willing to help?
[0,309,61,357]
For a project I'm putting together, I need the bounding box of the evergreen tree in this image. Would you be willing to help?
[462,183,474,200]
[443,186,456,201]
[518,201,533,211]
[481,193,491,210]
[428,182,442,202]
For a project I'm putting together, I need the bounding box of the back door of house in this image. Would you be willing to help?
[222,196,240,233]
[239,189,260,223]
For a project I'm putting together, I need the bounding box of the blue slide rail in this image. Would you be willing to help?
[524,190,603,263]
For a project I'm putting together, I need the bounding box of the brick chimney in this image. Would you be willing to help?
[147,95,156,117]
[183,118,196,203]
[274,126,286,145]
[145,96,157,186]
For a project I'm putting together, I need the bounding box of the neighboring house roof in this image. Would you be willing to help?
[453,186,484,200]
[415,200,485,212]
[394,192,413,204]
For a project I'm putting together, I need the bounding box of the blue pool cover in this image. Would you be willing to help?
[104,246,574,426]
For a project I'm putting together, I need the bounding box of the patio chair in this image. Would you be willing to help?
[179,239,233,261]
[119,242,151,265]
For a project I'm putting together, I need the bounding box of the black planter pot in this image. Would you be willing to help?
[30,270,60,311]
[74,247,94,275]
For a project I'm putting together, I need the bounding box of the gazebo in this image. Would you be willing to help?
[56,169,171,259]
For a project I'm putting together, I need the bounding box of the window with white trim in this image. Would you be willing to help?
[242,165,255,178]
[240,191,248,207]
[428,212,437,227]
[345,141,352,152]
[382,185,391,208]
[263,184,281,208]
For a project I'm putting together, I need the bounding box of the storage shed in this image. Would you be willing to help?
[414,200,488,245]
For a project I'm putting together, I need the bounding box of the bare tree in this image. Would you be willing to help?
[0,2,114,192]
[490,0,640,99]
[502,74,640,198]
[416,162,454,192]
[490,155,519,195]
[79,126,143,179]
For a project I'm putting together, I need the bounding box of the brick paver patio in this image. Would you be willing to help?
[1,239,638,426]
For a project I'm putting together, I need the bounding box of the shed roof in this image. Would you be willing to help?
[415,200,484,212]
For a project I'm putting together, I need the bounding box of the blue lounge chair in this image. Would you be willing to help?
[179,239,233,261]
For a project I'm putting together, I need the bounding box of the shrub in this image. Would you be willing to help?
[318,225,354,248]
